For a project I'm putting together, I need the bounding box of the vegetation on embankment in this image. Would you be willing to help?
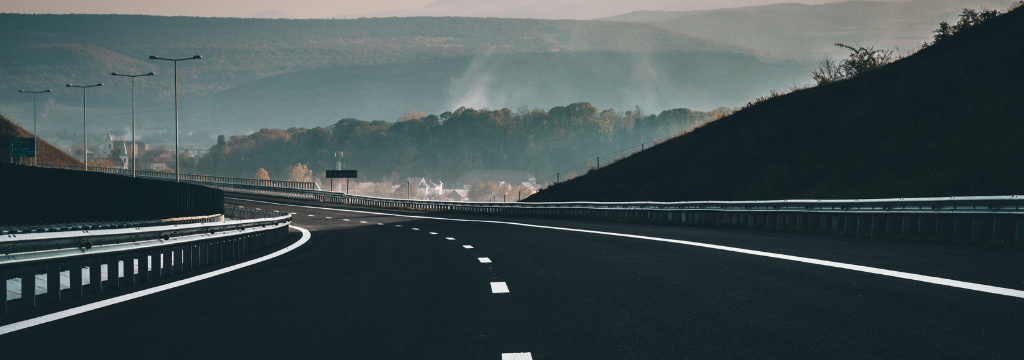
[0,115,82,165]
[527,5,1024,202]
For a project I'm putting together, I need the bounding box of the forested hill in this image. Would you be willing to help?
[193,103,719,186]
[528,5,1024,202]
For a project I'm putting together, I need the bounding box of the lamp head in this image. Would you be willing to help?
[96,83,104,87]
[149,55,159,60]
[193,55,202,59]
[111,72,120,76]
[147,72,156,76]
[46,90,52,92]
[66,84,73,87]
[19,89,25,92]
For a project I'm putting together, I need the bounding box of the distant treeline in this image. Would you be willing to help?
[192,103,720,185]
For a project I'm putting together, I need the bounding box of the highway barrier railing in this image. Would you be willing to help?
[200,181,1024,246]
[2,163,225,226]
[2,206,292,314]
[23,162,1023,245]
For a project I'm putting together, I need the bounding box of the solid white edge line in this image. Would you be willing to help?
[227,197,1024,299]
[0,225,312,336]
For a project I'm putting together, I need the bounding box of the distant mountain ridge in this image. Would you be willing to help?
[361,0,844,20]
[601,0,1019,59]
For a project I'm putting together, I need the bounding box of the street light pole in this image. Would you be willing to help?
[149,55,202,182]
[111,72,156,177]
[66,83,103,170]
[18,89,53,166]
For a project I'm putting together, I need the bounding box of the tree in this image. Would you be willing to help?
[468,181,498,201]
[287,163,313,182]
[254,168,270,180]
[394,181,419,199]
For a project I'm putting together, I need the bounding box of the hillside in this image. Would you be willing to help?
[528,5,1024,202]
[0,115,82,165]
[604,0,1019,60]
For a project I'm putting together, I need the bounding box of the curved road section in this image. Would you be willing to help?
[3,193,1023,359]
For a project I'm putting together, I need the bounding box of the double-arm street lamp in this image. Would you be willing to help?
[18,89,53,166]
[111,71,156,177]
[149,55,201,181]
[65,83,103,170]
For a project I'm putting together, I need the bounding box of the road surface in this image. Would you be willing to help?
[3,193,1023,359]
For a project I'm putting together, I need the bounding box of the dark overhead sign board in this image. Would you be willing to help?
[10,138,35,158]
[326,170,357,178]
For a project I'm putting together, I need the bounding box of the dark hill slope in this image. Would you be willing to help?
[1,115,82,165]
[527,7,1024,202]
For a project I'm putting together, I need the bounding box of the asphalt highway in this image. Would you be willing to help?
[3,193,1024,359]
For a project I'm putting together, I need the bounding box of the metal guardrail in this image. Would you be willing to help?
[200,181,1024,245]
[25,162,1024,245]
[34,163,321,191]
[3,208,292,313]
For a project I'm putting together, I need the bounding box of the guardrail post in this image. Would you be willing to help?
[70,259,83,297]
[992,218,1005,243]
[971,218,984,243]
[953,217,966,242]
[125,253,136,285]
[22,265,36,307]
[90,257,103,293]
[3,268,8,313]
[796,214,804,230]
[886,216,897,237]
[108,254,120,289]
[901,217,913,238]
[869,216,880,236]
[185,244,194,271]
[174,246,184,273]
[48,262,61,302]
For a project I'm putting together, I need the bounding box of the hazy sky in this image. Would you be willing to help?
[2,0,847,19]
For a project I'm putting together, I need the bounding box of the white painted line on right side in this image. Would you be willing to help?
[478,257,492,263]
[463,245,474,249]
[446,237,456,241]
[502,352,533,360]
[412,228,420,230]
[490,282,509,294]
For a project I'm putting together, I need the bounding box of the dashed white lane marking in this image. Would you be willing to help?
[326,217,332,219]
[308,215,315,217]
[463,245,474,249]
[255,208,261,210]
[412,228,420,231]
[230,198,1024,299]
[429,232,438,235]
[478,257,492,263]
[395,225,402,227]
[360,221,367,223]
[490,282,510,294]
[378,223,384,225]
[502,353,533,360]
[343,219,350,221]
[446,237,456,241]
[0,225,312,336]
